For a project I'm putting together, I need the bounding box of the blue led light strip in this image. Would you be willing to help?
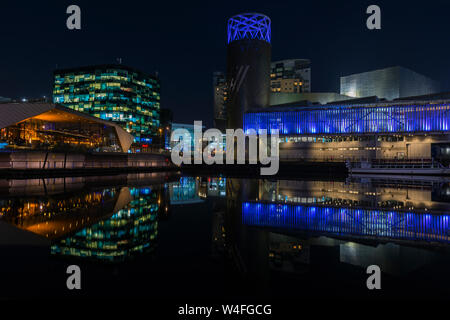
[227,13,271,44]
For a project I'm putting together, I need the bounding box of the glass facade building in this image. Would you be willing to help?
[244,102,450,135]
[53,64,160,151]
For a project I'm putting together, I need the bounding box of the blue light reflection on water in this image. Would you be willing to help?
[242,202,450,243]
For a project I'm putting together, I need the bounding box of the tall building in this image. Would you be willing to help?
[340,66,440,100]
[226,13,271,129]
[53,64,160,152]
[270,59,311,93]
[213,72,227,131]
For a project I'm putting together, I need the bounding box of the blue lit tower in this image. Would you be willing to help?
[226,13,271,129]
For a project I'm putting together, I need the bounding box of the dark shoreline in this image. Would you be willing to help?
[179,161,348,179]
[0,161,348,180]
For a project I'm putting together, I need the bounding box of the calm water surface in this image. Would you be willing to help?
[1,172,450,300]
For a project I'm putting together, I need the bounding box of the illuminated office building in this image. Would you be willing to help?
[270,59,311,93]
[53,64,160,151]
[244,97,450,162]
[340,66,440,100]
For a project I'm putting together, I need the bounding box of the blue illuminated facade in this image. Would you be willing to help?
[227,13,271,44]
[242,202,450,244]
[244,103,450,135]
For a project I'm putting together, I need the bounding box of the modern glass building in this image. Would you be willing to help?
[53,64,160,152]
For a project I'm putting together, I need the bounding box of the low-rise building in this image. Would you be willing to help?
[0,103,133,153]
[244,96,450,163]
[340,66,440,100]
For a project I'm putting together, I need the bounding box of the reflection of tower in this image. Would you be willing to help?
[158,184,172,220]
[224,178,270,292]
[226,13,271,129]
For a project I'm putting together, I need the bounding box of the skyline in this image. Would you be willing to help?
[1,0,450,127]
[2,0,450,305]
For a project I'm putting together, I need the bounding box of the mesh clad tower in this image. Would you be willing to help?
[226,13,271,129]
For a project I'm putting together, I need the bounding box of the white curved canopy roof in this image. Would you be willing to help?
[0,103,134,152]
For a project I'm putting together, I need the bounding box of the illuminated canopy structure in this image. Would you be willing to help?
[0,103,134,152]
[227,13,271,44]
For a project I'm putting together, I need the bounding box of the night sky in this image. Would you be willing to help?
[1,0,449,126]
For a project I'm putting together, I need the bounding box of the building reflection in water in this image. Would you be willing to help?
[0,173,174,263]
[51,186,162,262]
[0,186,122,239]
[242,202,450,243]
[229,177,450,278]
[1,173,450,278]
[168,176,227,204]
[198,177,226,199]
[169,177,203,205]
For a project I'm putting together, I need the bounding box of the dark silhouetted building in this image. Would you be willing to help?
[213,72,227,131]
[226,13,271,129]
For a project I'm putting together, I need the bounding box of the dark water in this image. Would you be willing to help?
[1,172,450,301]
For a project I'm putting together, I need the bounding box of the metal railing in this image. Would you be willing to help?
[1,160,170,170]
